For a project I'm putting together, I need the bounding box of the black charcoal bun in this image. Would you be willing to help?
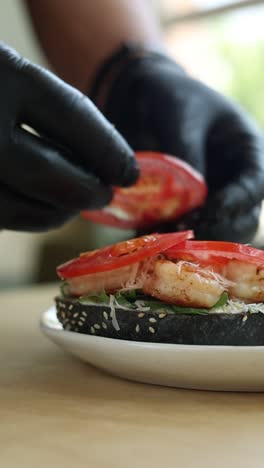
[55,296,264,346]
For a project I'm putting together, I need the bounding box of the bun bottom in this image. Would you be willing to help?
[55,296,264,346]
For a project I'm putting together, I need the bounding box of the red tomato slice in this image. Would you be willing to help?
[81,152,207,229]
[165,240,264,266]
[57,230,193,279]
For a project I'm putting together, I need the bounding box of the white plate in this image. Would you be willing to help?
[41,307,264,392]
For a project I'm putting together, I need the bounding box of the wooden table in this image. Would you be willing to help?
[1,284,264,468]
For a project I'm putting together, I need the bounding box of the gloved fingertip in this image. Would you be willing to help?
[92,187,113,209]
[120,153,139,187]
[79,184,113,210]
[106,128,139,187]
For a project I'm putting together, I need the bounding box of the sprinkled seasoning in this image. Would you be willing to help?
[79,317,86,322]
[149,327,155,334]
[94,324,101,330]
[68,304,73,311]
[103,311,108,320]
[149,318,157,323]
[78,321,83,327]
[81,311,88,317]
[73,312,79,318]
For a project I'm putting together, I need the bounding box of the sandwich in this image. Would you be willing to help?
[55,231,264,345]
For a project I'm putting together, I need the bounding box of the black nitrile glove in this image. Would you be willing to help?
[0,43,138,232]
[91,45,264,243]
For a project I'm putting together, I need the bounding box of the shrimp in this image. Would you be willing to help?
[220,260,264,303]
[66,263,140,296]
[65,248,264,307]
[66,257,231,308]
[142,260,229,308]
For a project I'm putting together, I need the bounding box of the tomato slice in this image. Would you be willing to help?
[81,152,207,229]
[165,240,264,266]
[57,230,193,279]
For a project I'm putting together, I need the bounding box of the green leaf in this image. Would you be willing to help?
[79,291,109,305]
[212,292,228,309]
[138,299,171,312]
[169,293,229,315]
[170,305,208,315]
[121,290,138,301]
[71,288,229,315]
[60,281,70,297]
[115,291,136,309]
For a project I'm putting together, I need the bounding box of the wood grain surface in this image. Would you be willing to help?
[1,284,264,468]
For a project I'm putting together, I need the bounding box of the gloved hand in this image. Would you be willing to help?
[91,45,264,243]
[0,43,138,232]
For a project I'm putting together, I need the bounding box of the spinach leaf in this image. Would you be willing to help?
[60,281,70,297]
[170,305,208,315]
[212,292,228,309]
[67,287,229,315]
[115,291,136,309]
[79,291,109,305]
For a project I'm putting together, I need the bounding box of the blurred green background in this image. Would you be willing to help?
[217,28,264,128]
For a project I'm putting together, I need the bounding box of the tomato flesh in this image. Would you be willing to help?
[81,152,207,229]
[165,240,264,266]
[57,231,193,279]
